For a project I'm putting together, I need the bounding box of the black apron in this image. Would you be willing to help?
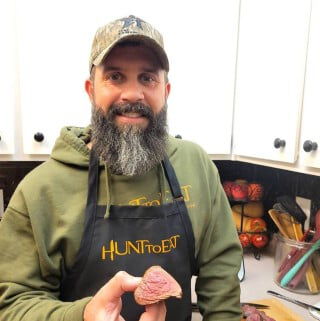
[60,150,196,321]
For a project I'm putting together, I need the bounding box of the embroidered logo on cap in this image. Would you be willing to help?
[120,15,145,30]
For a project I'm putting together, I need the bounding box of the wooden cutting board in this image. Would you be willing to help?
[241,298,306,321]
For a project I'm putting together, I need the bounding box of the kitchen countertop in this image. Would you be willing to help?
[241,250,319,320]
[191,246,320,320]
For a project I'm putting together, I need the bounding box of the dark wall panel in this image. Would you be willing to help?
[0,162,42,209]
[1,160,320,229]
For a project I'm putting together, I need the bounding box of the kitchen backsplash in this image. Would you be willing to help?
[1,160,320,229]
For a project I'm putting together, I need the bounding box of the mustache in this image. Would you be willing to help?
[108,102,153,120]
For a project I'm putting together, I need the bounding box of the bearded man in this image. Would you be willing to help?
[0,15,242,321]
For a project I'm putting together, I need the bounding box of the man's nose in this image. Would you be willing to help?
[120,81,144,103]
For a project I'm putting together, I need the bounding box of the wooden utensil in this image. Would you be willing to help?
[277,212,296,239]
[268,209,289,237]
[290,216,304,240]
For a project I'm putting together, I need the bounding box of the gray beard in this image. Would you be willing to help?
[90,102,168,176]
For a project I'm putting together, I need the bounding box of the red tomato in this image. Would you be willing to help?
[251,234,269,248]
[249,218,267,232]
[238,233,251,248]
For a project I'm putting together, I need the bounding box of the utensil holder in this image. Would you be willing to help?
[274,233,320,294]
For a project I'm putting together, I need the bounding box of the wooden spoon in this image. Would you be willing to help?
[276,211,296,239]
[268,209,289,237]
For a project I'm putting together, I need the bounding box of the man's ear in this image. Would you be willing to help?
[165,82,171,100]
[85,79,94,103]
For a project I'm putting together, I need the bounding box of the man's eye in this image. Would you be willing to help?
[108,73,122,81]
[140,74,156,83]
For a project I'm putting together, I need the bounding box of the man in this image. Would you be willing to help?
[0,15,242,321]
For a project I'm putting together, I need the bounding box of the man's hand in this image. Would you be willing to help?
[83,271,166,321]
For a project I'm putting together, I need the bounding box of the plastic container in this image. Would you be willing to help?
[274,233,320,294]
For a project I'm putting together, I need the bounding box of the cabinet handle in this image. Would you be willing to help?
[34,132,44,142]
[274,138,286,149]
[175,134,182,139]
[303,140,318,152]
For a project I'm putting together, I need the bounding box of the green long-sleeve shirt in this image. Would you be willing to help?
[0,127,242,321]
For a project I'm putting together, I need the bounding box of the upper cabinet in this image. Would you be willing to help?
[16,0,91,155]
[232,0,312,163]
[5,0,320,175]
[299,0,320,169]
[0,0,17,155]
[14,0,240,156]
[167,0,240,155]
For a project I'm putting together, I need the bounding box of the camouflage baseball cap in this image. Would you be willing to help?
[89,15,169,72]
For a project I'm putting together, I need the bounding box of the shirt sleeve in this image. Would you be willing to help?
[0,200,91,321]
[195,161,243,321]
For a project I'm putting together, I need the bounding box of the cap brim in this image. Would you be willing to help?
[92,34,169,72]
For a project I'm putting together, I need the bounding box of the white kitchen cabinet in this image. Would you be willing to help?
[15,0,239,156]
[16,0,91,155]
[299,0,320,169]
[0,0,17,155]
[166,0,240,155]
[233,0,311,163]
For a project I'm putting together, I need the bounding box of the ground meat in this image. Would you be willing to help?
[242,304,276,321]
[247,313,262,321]
[134,266,182,305]
[242,304,259,317]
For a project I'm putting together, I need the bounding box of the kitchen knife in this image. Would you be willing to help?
[241,303,269,309]
[267,290,320,312]
[191,302,269,312]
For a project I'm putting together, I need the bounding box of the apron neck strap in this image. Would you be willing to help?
[86,149,100,207]
[161,157,184,200]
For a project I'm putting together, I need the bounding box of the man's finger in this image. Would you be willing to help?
[139,302,167,321]
[96,271,141,304]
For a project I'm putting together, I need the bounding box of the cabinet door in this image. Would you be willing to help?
[299,0,320,168]
[16,0,239,156]
[233,0,311,163]
[167,0,240,155]
[0,0,16,155]
[16,0,92,154]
